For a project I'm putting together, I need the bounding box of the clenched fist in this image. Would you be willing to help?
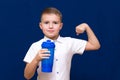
[76,23,88,35]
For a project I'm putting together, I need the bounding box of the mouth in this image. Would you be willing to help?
[47,30,54,33]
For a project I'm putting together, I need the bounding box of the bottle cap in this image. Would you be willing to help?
[41,40,55,48]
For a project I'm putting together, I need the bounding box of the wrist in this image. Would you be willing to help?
[34,56,41,64]
[82,23,89,31]
[33,59,40,66]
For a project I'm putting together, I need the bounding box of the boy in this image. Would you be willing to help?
[23,7,100,80]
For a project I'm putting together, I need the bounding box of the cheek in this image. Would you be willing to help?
[55,25,62,29]
[54,27,61,31]
[42,26,47,30]
[55,28,61,34]
[42,27,47,33]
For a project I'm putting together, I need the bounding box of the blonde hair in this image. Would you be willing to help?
[41,7,62,22]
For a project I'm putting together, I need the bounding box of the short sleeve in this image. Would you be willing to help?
[23,44,38,63]
[71,38,87,55]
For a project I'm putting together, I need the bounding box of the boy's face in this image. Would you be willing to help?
[40,14,63,40]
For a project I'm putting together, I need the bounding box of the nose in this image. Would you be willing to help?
[49,23,53,29]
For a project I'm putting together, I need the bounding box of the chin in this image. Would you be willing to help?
[46,35,54,38]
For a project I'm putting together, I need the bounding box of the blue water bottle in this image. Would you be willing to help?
[41,40,55,72]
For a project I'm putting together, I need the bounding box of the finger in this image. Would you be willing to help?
[76,28,79,34]
[39,49,49,54]
[41,53,50,58]
[41,49,48,52]
[44,51,50,54]
[42,53,51,57]
[42,57,50,59]
[41,54,51,59]
[76,29,81,35]
[76,28,84,35]
[80,27,85,33]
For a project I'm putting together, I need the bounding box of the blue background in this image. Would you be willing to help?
[0,0,120,80]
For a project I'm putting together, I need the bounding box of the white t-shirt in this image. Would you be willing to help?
[23,36,87,80]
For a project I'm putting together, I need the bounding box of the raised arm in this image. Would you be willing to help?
[76,23,101,51]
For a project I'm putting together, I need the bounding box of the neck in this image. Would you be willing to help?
[45,35,59,40]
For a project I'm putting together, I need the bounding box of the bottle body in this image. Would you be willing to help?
[41,40,55,72]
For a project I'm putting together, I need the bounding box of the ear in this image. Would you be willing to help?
[60,23,63,30]
[39,22,43,30]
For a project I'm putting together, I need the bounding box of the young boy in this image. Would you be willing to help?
[23,7,100,80]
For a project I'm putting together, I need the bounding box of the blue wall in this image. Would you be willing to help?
[0,0,120,80]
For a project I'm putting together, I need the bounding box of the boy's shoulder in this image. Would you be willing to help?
[57,36,77,43]
[30,38,44,47]
[60,36,86,43]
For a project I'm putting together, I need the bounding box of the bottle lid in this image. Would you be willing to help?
[41,40,55,48]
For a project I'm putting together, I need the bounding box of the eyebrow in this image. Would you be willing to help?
[42,20,60,22]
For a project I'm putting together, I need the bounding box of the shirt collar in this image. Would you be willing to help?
[43,36,63,43]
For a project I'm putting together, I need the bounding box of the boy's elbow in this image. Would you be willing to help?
[24,73,31,80]
[86,42,101,50]
[95,43,101,50]
[24,74,32,80]
[24,71,32,80]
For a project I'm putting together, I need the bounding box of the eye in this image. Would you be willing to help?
[53,21,58,24]
[44,21,49,24]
